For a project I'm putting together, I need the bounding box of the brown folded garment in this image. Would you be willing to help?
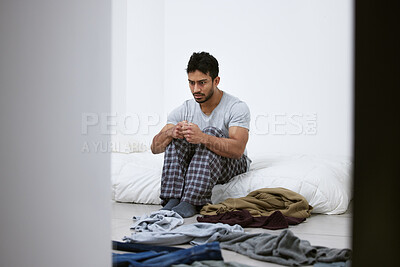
[197,209,306,230]
[200,187,313,218]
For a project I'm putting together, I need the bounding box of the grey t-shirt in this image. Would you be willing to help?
[167,91,251,168]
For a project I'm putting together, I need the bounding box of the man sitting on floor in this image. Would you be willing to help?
[151,51,251,218]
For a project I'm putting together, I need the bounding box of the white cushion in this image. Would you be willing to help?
[111,152,352,214]
[212,154,352,214]
[112,151,163,204]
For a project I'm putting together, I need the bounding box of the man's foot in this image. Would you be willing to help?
[160,198,180,211]
[172,201,197,218]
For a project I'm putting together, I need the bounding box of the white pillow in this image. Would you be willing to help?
[212,154,352,214]
[111,152,353,214]
[112,151,163,204]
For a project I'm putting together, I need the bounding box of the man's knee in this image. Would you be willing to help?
[167,138,189,149]
[165,137,196,156]
[202,126,225,138]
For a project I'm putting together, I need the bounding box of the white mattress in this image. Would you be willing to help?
[111,151,353,214]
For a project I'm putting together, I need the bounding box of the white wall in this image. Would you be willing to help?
[164,0,353,158]
[0,1,111,266]
[112,0,165,145]
[112,0,127,116]
[117,0,353,158]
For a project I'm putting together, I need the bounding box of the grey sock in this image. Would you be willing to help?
[172,201,197,218]
[161,199,180,211]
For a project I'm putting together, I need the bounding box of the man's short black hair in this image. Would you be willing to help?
[186,52,219,81]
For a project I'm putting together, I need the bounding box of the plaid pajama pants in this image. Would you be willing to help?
[160,126,248,206]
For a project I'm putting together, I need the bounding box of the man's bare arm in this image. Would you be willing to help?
[203,126,249,159]
[150,121,187,154]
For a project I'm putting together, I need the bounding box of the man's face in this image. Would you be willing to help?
[188,70,218,104]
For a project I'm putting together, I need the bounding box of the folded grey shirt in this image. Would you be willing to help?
[131,210,184,232]
[217,230,352,266]
[123,222,244,246]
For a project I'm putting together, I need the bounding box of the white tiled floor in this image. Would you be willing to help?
[112,201,352,267]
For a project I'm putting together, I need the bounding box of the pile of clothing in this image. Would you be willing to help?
[113,188,351,267]
[198,188,313,230]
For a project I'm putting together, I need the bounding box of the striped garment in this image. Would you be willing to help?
[160,127,248,206]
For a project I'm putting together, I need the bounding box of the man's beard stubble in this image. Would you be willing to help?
[193,85,215,104]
